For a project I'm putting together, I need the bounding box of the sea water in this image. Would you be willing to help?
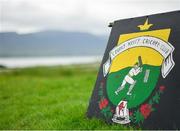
[0,56,102,68]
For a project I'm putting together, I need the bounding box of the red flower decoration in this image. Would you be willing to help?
[159,85,166,92]
[129,111,133,116]
[140,104,152,119]
[99,98,109,110]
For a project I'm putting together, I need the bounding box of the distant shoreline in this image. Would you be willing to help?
[0,56,102,68]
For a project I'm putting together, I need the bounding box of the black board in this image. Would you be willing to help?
[87,11,180,130]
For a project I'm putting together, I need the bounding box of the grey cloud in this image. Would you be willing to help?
[1,0,180,35]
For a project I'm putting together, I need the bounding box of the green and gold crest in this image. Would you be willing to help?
[87,11,180,129]
[102,18,175,124]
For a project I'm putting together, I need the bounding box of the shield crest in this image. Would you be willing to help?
[104,19,175,124]
[87,12,180,129]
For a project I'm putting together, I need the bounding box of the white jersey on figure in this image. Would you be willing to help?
[115,66,142,95]
[122,67,141,86]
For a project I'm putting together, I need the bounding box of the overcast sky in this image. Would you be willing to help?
[0,0,180,35]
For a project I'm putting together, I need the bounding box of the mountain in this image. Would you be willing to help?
[0,31,108,57]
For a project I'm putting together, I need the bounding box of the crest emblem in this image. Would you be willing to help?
[102,18,175,124]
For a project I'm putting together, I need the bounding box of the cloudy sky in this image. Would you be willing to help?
[1,0,180,35]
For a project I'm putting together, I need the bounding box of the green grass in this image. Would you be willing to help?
[0,64,133,130]
[107,64,160,108]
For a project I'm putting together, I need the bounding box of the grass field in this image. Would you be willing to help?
[0,64,133,130]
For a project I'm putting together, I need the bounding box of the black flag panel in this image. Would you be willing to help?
[87,11,180,129]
